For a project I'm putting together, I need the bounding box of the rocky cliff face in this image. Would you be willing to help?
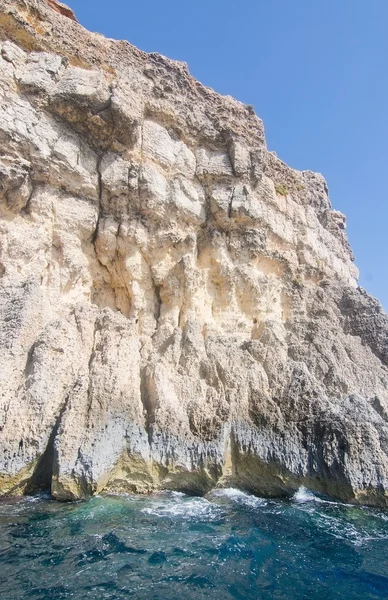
[1,0,388,506]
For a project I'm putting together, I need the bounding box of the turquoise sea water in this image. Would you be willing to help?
[0,488,388,600]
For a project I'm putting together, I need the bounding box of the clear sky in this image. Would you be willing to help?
[68,0,388,309]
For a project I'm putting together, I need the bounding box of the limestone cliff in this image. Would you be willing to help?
[1,0,388,506]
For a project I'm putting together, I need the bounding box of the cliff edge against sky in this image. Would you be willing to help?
[1,0,388,505]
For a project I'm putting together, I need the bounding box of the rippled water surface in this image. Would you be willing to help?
[1,487,388,599]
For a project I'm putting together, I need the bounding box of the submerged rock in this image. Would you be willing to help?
[0,0,387,506]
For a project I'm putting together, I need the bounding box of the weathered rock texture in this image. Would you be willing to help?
[1,0,388,506]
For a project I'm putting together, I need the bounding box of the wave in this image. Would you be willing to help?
[141,494,223,521]
[209,487,267,507]
[291,487,388,547]
[292,486,349,506]
[292,486,326,504]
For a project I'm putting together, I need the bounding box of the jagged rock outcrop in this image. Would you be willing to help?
[45,0,77,22]
[1,0,388,506]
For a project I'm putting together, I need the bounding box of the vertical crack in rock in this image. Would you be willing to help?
[228,187,235,219]
[140,367,156,447]
[22,182,35,216]
[93,154,104,247]
[151,275,162,324]
[154,284,162,323]
[86,317,101,415]
[92,154,112,282]
[24,392,72,495]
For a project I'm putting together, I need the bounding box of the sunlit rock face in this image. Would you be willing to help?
[0,0,388,506]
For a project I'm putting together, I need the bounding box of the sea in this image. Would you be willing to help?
[0,487,388,599]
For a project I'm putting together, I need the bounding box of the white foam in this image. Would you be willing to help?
[311,511,371,546]
[292,487,349,507]
[141,496,222,520]
[292,488,388,546]
[24,492,52,503]
[293,486,325,504]
[210,487,267,507]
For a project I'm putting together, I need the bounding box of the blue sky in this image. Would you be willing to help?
[69,0,388,309]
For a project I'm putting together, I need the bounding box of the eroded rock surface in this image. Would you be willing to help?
[45,0,77,22]
[0,0,388,505]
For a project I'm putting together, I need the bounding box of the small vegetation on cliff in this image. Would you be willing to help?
[275,183,289,196]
